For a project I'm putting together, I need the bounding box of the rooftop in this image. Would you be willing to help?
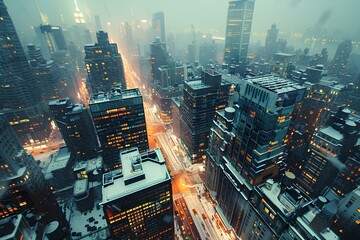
[247,75,304,94]
[45,147,71,173]
[101,148,170,204]
[89,88,142,104]
[73,156,103,173]
[320,126,343,141]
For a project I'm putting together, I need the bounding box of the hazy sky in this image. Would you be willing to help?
[5,0,360,41]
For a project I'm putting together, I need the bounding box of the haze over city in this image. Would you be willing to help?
[1,0,359,239]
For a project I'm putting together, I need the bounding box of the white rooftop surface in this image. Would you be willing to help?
[320,126,343,141]
[46,147,70,173]
[260,182,296,215]
[90,88,141,104]
[102,148,170,203]
[74,179,88,196]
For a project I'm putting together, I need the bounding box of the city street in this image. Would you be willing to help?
[119,48,235,240]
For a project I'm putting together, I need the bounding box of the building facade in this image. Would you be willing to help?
[101,148,173,239]
[89,88,148,170]
[85,31,126,94]
[180,70,231,163]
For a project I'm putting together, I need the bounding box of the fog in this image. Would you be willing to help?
[5,0,360,42]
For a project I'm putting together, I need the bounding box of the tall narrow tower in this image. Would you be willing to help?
[224,0,255,74]
[0,0,51,145]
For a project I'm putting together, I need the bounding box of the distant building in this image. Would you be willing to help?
[101,148,173,239]
[35,24,67,59]
[49,98,99,160]
[224,0,255,74]
[85,31,126,94]
[264,23,278,60]
[199,41,217,66]
[329,40,352,75]
[152,85,183,123]
[152,11,166,42]
[180,70,231,163]
[89,88,148,170]
[150,38,170,83]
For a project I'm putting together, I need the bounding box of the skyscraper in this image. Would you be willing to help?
[35,24,67,59]
[150,38,170,82]
[264,23,278,60]
[89,87,148,170]
[329,39,352,75]
[49,98,99,160]
[224,0,255,74]
[0,0,51,146]
[101,147,173,239]
[180,70,231,163]
[0,117,68,235]
[85,31,126,94]
[152,11,166,42]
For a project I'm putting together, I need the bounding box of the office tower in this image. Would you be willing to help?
[332,187,360,239]
[180,70,231,163]
[74,0,85,24]
[329,40,352,75]
[187,41,197,64]
[296,107,359,198]
[101,148,173,239]
[89,87,148,170]
[167,32,175,56]
[224,0,255,74]
[271,53,295,77]
[27,44,66,101]
[49,98,99,160]
[85,31,126,94]
[0,118,68,235]
[0,0,51,146]
[234,75,305,185]
[35,24,67,59]
[264,23,278,60]
[199,41,217,66]
[150,38,170,82]
[94,15,102,30]
[152,11,166,42]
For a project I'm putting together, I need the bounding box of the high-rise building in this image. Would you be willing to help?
[232,75,305,185]
[224,0,255,74]
[329,40,352,75]
[152,11,166,42]
[94,15,102,30]
[101,147,173,239]
[89,87,148,170]
[0,117,68,235]
[180,70,231,163]
[296,107,359,198]
[27,44,67,101]
[150,38,170,82]
[264,23,278,60]
[0,0,51,146]
[74,0,85,24]
[199,41,217,66]
[85,31,126,94]
[35,24,67,59]
[49,98,99,160]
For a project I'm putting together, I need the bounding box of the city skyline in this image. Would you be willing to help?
[1,0,359,239]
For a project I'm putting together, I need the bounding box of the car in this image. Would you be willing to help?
[202,213,207,221]
[192,208,198,215]
[188,216,193,224]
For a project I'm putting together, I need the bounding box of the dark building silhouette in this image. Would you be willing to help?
[89,87,148,170]
[199,41,217,66]
[329,40,352,75]
[150,38,169,82]
[35,24,67,59]
[264,23,278,60]
[152,11,166,42]
[85,31,126,94]
[224,0,255,74]
[49,98,99,160]
[0,0,51,146]
[180,70,231,163]
[27,44,68,101]
[0,117,68,235]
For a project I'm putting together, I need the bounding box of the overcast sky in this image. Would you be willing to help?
[5,0,360,41]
